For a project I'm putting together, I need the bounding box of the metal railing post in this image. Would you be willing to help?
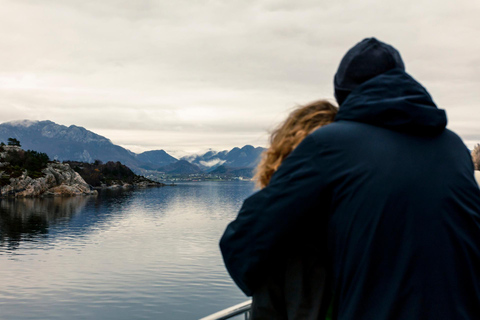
[199,300,252,320]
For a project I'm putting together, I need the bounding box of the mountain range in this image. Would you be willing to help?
[0,120,265,176]
[182,145,264,171]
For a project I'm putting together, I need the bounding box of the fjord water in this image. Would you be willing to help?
[0,182,255,320]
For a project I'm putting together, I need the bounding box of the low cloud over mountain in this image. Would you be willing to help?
[183,145,264,171]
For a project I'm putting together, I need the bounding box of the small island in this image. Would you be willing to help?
[0,138,164,198]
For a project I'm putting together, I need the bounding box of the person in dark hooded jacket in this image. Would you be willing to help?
[220,38,480,320]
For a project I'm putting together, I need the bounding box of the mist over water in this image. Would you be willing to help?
[0,182,255,320]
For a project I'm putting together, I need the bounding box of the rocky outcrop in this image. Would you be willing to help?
[1,162,97,198]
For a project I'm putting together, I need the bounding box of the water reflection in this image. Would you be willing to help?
[0,182,256,320]
[0,197,89,249]
[0,189,135,251]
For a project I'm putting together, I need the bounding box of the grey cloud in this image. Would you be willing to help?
[0,0,479,154]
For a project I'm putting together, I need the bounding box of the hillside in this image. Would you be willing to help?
[0,120,176,173]
[0,120,139,168]
[64,161,164,188]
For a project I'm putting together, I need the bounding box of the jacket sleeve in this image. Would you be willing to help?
[219,134,329,296]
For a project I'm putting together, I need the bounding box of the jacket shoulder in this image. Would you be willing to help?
[308,121,369,144]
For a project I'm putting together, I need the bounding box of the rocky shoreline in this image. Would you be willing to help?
[1,162,97,198]
[0,144,168,198]
[0,161,169,198]
[92,180,166,189]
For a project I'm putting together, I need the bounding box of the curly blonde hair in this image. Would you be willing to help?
[254,100,338,188]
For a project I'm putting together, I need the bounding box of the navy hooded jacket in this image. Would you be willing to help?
[220,69,480,319]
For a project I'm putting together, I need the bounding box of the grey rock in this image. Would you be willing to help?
[1,162,97,198]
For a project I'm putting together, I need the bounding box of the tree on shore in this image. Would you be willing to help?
[472,144,480,170]
[0,144,50,183]
[7,138,21,147]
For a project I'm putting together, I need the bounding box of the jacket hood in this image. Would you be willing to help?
[335,68,447,135]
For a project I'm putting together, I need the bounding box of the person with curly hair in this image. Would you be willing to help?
[251,100,337,319]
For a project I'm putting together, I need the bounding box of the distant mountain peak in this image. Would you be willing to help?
[136,149,178,170]
[241,145,254,150]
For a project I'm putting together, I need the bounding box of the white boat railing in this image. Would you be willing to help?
[199,300,252,320]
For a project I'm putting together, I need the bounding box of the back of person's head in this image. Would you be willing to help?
[334,37,405,106]
[255,100,338,188]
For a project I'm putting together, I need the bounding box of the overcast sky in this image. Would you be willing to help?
[0,0,479,157]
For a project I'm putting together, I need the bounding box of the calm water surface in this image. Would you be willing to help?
[0,181,256,320]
